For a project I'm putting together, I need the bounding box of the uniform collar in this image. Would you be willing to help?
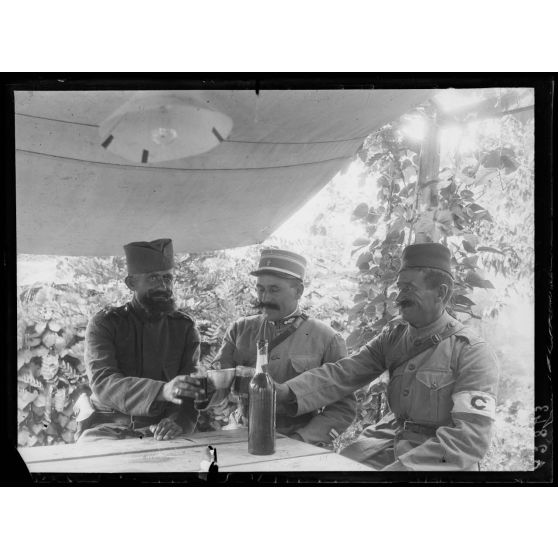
[407,311,455,342]
[269,306,302,327]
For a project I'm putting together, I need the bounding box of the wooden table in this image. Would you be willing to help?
[19,429,373,473]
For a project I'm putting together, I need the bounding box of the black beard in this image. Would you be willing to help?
[138,291,176,315]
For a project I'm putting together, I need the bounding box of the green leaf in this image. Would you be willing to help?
[464,233,480,245]
[399,185,411,198]
[356,252,373,270]
[364,303,377,318]
[348,301,367,320]
[453,294,476,307]
[372,317,388,329]
[381,270,397,284]
[464,271,495,289]
[352,203,369,220]
[353,291,368,303]
[477,246,505,255]
[481,150,502,169]
[475,168,498,186]
[357,148,368,163]
[370,293,387,304]
[367,212,381,224]
[461,239,476,253]
[352,237,370,247]
[367,152,385,166]
[462,255,479,269]
[468,203,485,212]
[377,175,390,189]
[481,148,519,173]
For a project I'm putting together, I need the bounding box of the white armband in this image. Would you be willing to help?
[452,391,496,419]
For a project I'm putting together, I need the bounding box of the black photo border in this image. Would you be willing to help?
[1,72,554,486]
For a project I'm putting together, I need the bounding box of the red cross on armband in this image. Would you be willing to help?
[452,391,496,419]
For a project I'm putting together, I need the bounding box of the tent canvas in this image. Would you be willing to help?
[15,89,431,256]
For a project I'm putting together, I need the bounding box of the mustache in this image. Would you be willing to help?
[255,301,281,311]
[147,290,173,298]
[395,298,414,307]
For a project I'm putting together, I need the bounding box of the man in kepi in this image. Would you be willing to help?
[215,249,356,446]
[275,243,499,470]
[76,238,204,442]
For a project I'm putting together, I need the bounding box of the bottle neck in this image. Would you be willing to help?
[256,340,268,373]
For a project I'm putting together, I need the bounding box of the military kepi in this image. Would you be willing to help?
[251,249,307,281]
[124,238,174,274]
[399,243,453,278]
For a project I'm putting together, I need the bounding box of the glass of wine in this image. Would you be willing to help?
[191,366,209,411]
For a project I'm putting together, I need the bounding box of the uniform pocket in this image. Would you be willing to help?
[411,369,456,424]
[289,355,321,374]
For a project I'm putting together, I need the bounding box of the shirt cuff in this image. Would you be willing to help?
[283,387,299,416]
[285,380,315,415]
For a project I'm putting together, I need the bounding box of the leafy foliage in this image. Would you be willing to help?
[17,90,534,472]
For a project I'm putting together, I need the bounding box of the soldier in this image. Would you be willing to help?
[215,249,356,446]
[76,238,205,442]
[276,243,499,470]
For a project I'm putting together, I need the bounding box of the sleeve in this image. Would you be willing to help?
[85,313,165,416]
[213,321,238,368]
[286,331,388,416]
[294,332,357,445]
[164,323,201,432]
[395,340,500,471]
[296,334,356,444]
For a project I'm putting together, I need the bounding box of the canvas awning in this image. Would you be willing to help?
[15,89,431,256]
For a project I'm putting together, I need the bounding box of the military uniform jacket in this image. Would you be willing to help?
[84,298,200,431]
[286,311,499,470]
[216,313,356,445]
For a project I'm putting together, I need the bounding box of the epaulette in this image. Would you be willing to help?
[97,304,124,317]
[94,304,130,323]
[169,308,195,322]
[454,327,485,346]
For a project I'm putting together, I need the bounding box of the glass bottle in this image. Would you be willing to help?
[248,339,276,455]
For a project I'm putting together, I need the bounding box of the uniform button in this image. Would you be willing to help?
[403,389,410,396]
[408,364,415,371]
[431,382,437,389]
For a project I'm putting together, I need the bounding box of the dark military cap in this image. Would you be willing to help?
[123,238,174,274]
[251,249,307,281]
[399,243,453,278]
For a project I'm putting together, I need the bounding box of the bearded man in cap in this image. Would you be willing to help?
[214,249,356,446]
[77,238,205,442]
[275,243,499,471]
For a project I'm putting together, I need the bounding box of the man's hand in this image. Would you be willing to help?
[158,375,205,405]
[150,418,182,441]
